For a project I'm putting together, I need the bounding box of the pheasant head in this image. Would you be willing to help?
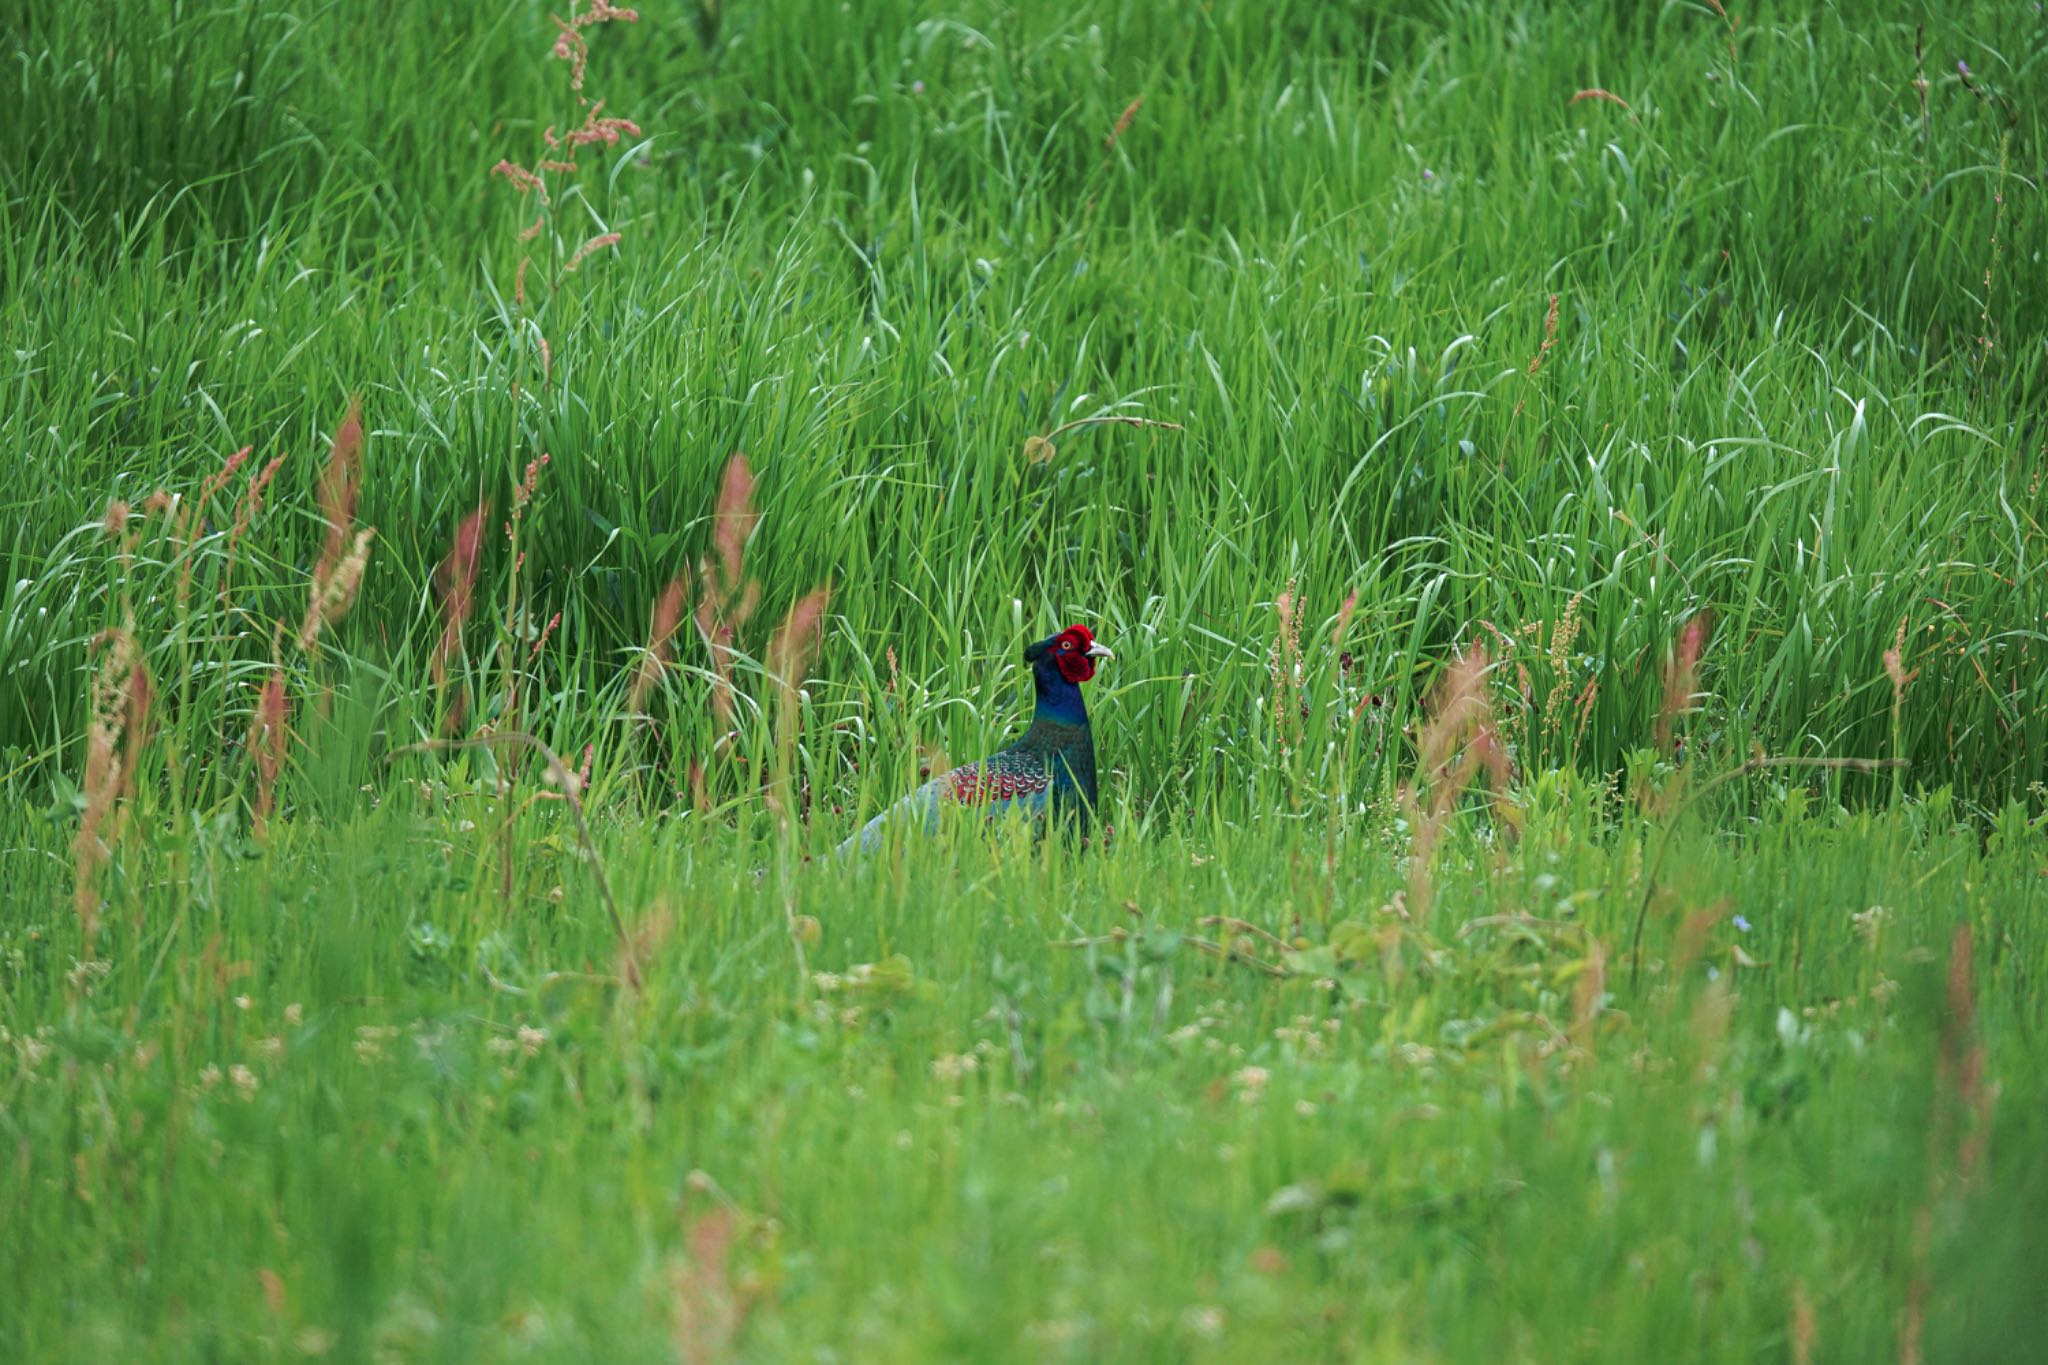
[1026,623,1113,682]
[1023,624,1112,726]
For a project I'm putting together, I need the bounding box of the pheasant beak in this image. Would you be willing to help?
[1086,641,1114,661]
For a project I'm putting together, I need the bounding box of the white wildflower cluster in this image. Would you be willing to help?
[1167,1013,1224,1048]
[6,1024,56,1077]
[65,959,112,995]
[354,1024,402,1063]
[1851,905,1890,945]
[1272,1014,1340,1056]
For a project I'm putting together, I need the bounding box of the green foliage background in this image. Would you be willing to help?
[2,3,2046,1361]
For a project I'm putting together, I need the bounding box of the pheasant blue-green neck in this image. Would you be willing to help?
[1028,651,1090,728]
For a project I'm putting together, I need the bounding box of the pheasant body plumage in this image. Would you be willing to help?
[839,624,1110,855]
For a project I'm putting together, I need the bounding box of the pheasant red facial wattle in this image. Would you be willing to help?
[1051,624,1105,683]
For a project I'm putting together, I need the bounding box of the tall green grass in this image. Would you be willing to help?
[4,0,2043,817]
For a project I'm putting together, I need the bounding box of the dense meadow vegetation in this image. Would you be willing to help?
[3,0,2045,1359]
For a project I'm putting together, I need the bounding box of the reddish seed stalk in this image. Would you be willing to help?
[300,402,373,655]
[1267,578,1304,749]
[1398,644,1513,916]
[1655,611,1712,754]
[695,453,761,733]
[433,504,490,733]
[249,669,290,840]
[1103,95,1143,152]
[1513,294,1562,417]
[766,585,832,828]
[630,574,690,715]
[1329,588,1360,649]
[562,232,622,273]
[222,453,287,605]
[309,399,363,593]
[73,630,152,952]
[1566,89,1634,120]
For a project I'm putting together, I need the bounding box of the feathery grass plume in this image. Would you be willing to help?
[1513,294,1561,417]
[1567,88,1633,115]
[630,574,690,715]
[711,453,757,587]
[695,453,761,733]
[1703,0,1739,64]
[308,400,363,595]
[491,160,550,202]
[432,505,490,732]
[175,445,251,604]
[562,231,622,274]
[1397,644,1510,914]
[529,610,563,661]
[549,2,643,94]
[554,102,642,149]
[299,403,370,654]
[497,1,641,314]
[1329,588,1359,650]
[1884,615,1919,799]
[195,445,252,516]
[1527,293,1560,375]
[549,18,589,91]
[1654,611,1712,755]
[1266,578,1304,749]
[1477,618,1538,762]
[222,453,286,604]
[247,666,289,840]
[73,628,151,950]
[298,528,375,653]
[668,1204,746,1365]
[1103,95,1143,152]
[1884,617,1919,707]
[1540,593,1584,740]
[766,585,831,829]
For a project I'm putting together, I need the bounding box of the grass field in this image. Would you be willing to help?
[3,0,2046,1359]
